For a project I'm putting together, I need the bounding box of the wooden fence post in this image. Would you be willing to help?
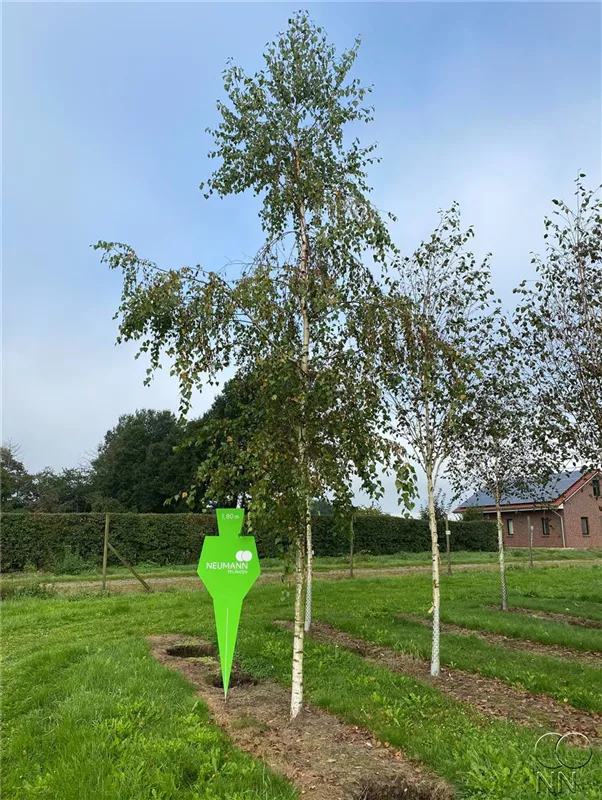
[445,516,452,576]
[101,513,152,593]
[349,514,355,579]
[102,513,110,592]
[107,542,153,592]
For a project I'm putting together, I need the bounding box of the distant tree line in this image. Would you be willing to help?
[0,377,263,514]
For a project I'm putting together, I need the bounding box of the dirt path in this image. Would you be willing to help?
[277,621,602,746]
[148,634,453,800]
[397,613,602,666]
[38,558,601,595]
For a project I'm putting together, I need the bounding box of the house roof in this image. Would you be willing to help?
[453,470,598,513]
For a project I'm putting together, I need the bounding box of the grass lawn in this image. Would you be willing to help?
[2,565,601,799]
[3,546,600,585]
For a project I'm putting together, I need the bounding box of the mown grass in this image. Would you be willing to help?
[2,595,296,800]
[308,566,602,711]
[3,566,601,799]
[438,604,602,652]
[510,595,602,622]
[2,546,599,585]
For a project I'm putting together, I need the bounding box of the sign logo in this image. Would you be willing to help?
[197,509,261,697]
[534,732,593,794]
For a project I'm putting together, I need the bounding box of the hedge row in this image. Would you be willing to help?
[0,512,496,572]
[311,515,497,558]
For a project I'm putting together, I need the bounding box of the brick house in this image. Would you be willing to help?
[453,470,602,548]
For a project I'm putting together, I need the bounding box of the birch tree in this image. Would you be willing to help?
[447,319,553,611]
[514,175,602,470]
[380,205,496,675]
[94,12,409,718]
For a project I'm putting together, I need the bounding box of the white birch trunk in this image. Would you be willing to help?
[290,532,306,719]
[293,173,311,709]
[426,465,441,676]
[495,498,509,611]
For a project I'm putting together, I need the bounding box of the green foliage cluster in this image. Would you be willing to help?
[91,409,199,513]
[1,512,496,572]
[1,444,34,510]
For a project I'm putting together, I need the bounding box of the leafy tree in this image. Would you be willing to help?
[94,13,410,718]
[379,205,497,675]
[354,503,389,516]
[460,505,484,522]
[0,467,15,510]
[447,319,554,610]
[30,467,95,513]
[91,410,197,513]
[419,488,448,523]
[178,372,264,511]
[514,176,602,471]
[1,442,34,510]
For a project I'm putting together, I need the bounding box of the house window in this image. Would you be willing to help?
[541,517,550,536]
[593,478,600,498]
[506,519,514,536]
[581,517,590,536]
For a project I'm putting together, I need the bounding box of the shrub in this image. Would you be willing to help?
[0,580,56,601]
[49,546,98,575]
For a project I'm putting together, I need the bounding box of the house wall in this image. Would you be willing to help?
[483,476,602,548]
[486,510,564,548]
[562,479,602,547]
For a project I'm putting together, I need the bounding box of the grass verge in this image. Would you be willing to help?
[3,566,601,799]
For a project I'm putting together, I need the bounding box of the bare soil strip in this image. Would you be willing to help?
[397,613,601,666]
[148,634,453,800]
[276,621,602,746]
[489,606,602,631]
[33,558,602,595]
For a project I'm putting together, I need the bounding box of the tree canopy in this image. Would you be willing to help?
[91,409,197,513]
[514,175,602,470]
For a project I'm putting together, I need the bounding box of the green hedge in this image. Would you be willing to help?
[0,513,216,572]
[307,516,497,558]
[0,512,496,572]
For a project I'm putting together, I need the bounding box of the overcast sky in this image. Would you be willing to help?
[3,1,601,514]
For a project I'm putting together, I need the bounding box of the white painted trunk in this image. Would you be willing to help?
[426,468,441,677]
[495,503,509,611]
[290,536,306,719]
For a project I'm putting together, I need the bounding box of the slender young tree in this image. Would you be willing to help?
[379,205,497,675]
[95,12,409,718]
[514,175,602,470]
[447,319,553,611]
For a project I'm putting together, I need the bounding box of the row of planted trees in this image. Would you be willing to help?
[94,13,601,718]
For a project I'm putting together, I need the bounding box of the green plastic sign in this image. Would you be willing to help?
[197,509,260,697]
